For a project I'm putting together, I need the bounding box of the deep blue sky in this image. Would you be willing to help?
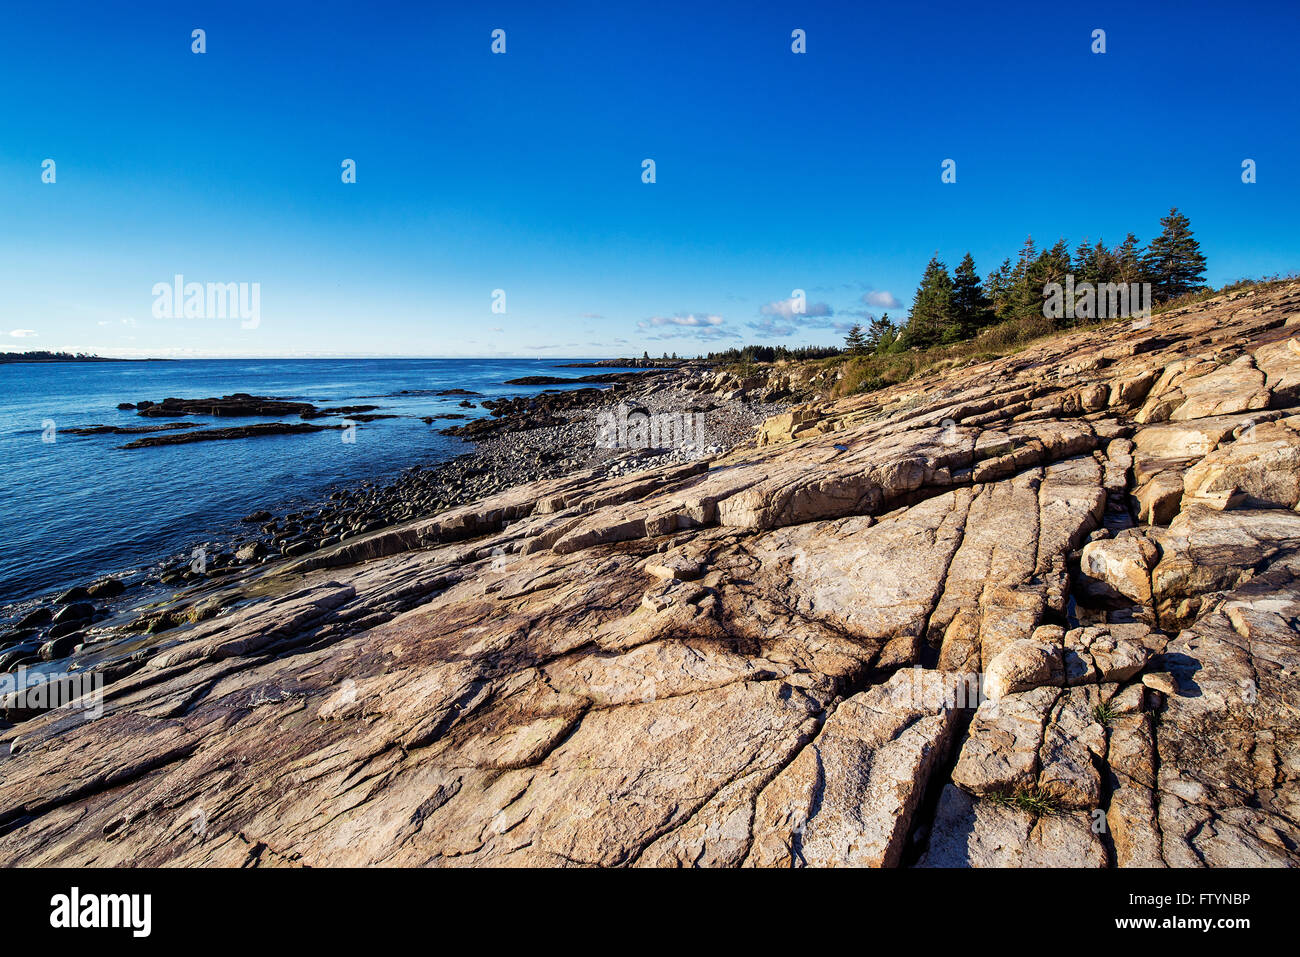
[2,0,1297,358]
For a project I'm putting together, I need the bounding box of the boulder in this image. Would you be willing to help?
[1182,419,1300,509]
[983,638,1062,700]
[1079,533,1159,604]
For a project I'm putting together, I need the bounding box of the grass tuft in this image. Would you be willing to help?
[1092,700,1118,727]
[987,786,1060,816]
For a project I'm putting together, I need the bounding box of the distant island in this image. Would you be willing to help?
[0,351,160,364]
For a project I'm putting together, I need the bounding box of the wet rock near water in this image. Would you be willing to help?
[134,393,318,418]
[4,373,779,669]
[502,371,664,386]
[298,404,380,419]
[63,422,202,436]
[120,421,346,448]
[439,387,620,439]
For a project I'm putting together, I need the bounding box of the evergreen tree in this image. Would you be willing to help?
[984,258,1013,321]
[1042,239,1073,280]
[828,212,1211,352]
[902,256,958,349]
[1073,238,1097,284]
[843,323,869,355]
[1007,236,1040,321]
[1113,233,1145,287]
[1033,239,1074,326]
[875,314,899,353]
[1142,208,1207,302]
[865,313,896,352]
[863,315,883,349]
[952,252,993,336]
[1091,240,1118,286]
[1072,238,1119,289]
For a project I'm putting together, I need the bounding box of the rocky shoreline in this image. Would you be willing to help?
[7,282,1300,867]
[0,367,787,687]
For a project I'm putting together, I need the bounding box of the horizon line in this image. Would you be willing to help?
[0,353,653,362]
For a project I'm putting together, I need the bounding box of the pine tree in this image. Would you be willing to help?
[1113,233,1145,286]
[1071,238,1118,289]
[1043,239,1072,281]
[1073,238,1094,283]
[843,323,869,355]
[952,252,993,337]
[1033,239,1074,326]
[876,314,900,353]
[1007,236,1040,321]
[865,313,896,352]
[1091,240,1118,286]
[863,315,884,349]
[1143,208,1207,302]
[902,256,958,349]
[985,258,1013,322]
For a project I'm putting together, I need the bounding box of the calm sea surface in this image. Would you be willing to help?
[0,358,597,610]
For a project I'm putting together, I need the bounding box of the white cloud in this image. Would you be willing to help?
[748,317,796,337]
[634,311,738,342]
[863,290,900,309]
[759,298,833,321]
[8,329,38,338]
[646,326,737,342]
[639,313,725,329]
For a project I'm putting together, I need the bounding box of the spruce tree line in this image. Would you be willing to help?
[706,343,844,363]
[849,208,1208,355]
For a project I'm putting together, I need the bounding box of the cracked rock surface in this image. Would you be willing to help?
[4,282,1300,867]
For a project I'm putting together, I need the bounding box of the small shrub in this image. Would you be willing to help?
[1091,700,1118,727]
[987,786,1059,816]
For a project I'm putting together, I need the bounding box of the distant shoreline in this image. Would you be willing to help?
[0,354,171,365]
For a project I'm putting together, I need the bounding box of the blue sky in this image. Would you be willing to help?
[2,0,1298,358]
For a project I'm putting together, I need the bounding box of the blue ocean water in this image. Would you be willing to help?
[0,358,597,609]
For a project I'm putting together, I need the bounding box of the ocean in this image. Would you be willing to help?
[0,357,599,611]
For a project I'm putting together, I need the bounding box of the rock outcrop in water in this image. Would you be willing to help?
[133,394,319,417]
[4,282,1300,867]
[119,422,347,448]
